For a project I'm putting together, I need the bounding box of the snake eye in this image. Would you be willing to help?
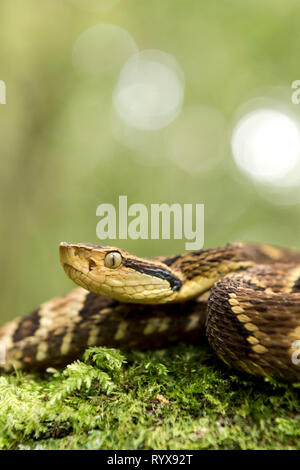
[104,251,122,269]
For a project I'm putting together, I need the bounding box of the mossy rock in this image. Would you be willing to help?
[1,344,300,450]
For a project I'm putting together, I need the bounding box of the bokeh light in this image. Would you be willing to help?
[231,108,300,185]
[72,24,138,80]
[112,50,185,131]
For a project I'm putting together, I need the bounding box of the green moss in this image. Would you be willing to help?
[0,344,300,450]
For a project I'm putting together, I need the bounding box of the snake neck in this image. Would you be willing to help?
[161,244,256,302]
[161,241,300,302]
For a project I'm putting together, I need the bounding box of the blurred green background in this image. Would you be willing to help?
[1,0,300,323]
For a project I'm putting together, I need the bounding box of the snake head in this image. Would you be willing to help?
[59,242,183,304]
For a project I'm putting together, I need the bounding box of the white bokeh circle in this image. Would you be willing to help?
[231,108,300,186]
[113,50,185,131]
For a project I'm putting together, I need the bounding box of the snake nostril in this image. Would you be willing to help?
[88,259,97,272]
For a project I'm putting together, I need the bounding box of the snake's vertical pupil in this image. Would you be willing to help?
[104,251,122,269]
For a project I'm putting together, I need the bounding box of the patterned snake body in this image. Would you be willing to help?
[1,242,300,381]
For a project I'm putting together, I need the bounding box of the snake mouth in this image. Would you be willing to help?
[63,263,77,274]
[62,263,100,293]
[62,263,89,282]
[60,243,91,278]
[62,263,82,281]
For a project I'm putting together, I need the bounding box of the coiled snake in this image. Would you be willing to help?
[1,242,300,381]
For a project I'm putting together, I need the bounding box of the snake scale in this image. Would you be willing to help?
[1,241,300,381]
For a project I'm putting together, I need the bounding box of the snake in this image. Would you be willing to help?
[1,241,300,382]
